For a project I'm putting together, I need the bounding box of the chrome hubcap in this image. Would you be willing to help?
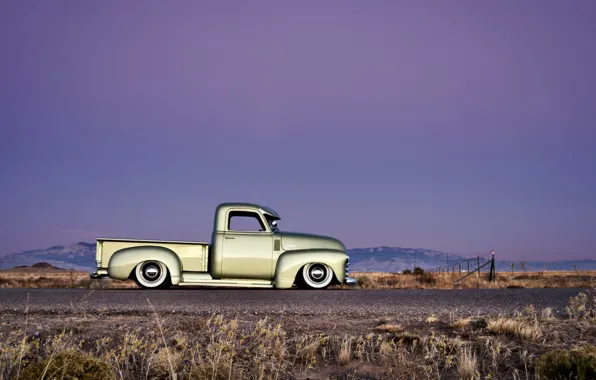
[143,264,160,280]
[309,265,326,281]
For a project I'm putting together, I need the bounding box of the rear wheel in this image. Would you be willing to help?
[299,263,334,289]
[134,261,171,289]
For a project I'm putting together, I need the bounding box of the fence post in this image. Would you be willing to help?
[489,250,496,282]
[458,261,461,275]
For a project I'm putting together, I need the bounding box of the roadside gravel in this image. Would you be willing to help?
[0,287,584,320]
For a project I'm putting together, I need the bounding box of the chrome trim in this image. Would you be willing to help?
[344,276,357,286]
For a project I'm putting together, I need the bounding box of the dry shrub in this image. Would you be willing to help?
[20,350,114,380]
[483,336,514,378]
[337,336,352,366]
[487,317,542,341]
[567,290,596,321]
[451,318,472,329]
[192,315,287,379]
[420,333,466,377]
[535,344,596,380]
[373,324,403,334]
[457,346,479,380]
[0,330,34,380]
[356,275,376,289]
[426,315,439,324]
[470,318,488,329]
[294,334,321,368]
[450,317,487,330]
[108,330,161,378]
[416,272,436,286]
[542,307,554,320]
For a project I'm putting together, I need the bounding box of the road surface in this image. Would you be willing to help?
[0,287,584,320]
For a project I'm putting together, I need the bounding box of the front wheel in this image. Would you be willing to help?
[134,261,171,289]
[299,263,334,289]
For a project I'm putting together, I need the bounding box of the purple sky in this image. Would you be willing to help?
[1,1,595,260]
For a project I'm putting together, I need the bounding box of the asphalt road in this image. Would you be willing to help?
[0,287,585,320]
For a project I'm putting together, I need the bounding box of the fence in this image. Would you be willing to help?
[426,250,496,283]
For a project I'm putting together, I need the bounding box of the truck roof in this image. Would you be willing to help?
[216,202,281,219]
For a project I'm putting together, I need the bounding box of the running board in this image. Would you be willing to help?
[178,280,273,289]
[182,272,214,282]
[179,273,274,288]
[177,281,274,288]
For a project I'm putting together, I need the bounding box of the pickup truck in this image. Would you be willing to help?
[91,202,357,289]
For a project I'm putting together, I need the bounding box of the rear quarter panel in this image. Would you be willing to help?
[98,239,209,284]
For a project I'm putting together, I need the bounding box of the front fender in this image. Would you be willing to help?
[274,249,347,288]
[108,246,182,285]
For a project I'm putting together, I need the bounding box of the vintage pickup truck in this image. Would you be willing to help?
[91,202,356,289]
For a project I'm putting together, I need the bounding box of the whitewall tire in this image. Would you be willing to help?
[301,263,334,289]
[134,261,170,289]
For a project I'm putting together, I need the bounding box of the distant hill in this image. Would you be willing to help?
[2,262,66,273]
[346,246,469,272]
[1,241,594,273]
[0,242,95,271]
[347,246,596,272]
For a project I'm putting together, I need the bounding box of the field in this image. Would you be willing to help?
[348,270,596,290]
[0,288,595,379]
[0,267,595,379]
[0,269,138,289]
[1,268,595,290]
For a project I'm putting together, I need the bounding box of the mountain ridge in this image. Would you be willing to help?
[1,242,595,272]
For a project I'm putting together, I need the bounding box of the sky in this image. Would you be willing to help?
[1,0,595,261]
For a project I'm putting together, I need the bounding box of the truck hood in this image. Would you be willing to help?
[281,231,346,252]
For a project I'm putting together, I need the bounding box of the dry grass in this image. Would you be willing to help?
[487,317,543,341]
[0,270,139,289]
[457,346,479,380]
[344,270,596,289]
[0,288,594,379]
[373,324,403,334]
[1,268,594,290]
[337,336,352,366]
[426,315,439,324]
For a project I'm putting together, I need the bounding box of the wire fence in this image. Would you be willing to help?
[421,250,496,282]
[425,250,494,275]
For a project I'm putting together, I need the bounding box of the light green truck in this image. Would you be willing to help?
[90,202,356,289]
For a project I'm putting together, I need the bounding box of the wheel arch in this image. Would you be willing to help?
[274,249,347,289]
[107,246,182,285]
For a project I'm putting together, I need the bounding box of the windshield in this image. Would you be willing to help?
[265,215,280,232]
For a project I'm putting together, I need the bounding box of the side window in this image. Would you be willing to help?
[228,211,266,232]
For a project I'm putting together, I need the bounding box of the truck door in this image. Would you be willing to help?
[222,210,274,280]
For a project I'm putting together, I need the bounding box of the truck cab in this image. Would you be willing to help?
[92,202,356,289]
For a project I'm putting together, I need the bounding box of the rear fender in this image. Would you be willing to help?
[274,249,347,288]
[108,246,182,285]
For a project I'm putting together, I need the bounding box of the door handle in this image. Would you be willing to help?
[225,236,235,239]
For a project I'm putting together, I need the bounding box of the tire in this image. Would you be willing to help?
[134,261,171,289]
[299,263,334,289]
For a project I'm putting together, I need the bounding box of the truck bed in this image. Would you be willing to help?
[96,238,210,273]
